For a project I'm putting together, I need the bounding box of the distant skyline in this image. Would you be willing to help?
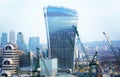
[0,0,120,44]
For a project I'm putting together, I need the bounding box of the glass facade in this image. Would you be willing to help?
[1,33,7,46]
[44,6,78,70]
[29,37,40,52]
[16,32,26,52]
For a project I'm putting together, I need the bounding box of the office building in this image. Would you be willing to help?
[9,30,15,43]
[44,6,78,71]
[29,37,40,52]
[16,32,26,52]
[0,42,19,77]
[1,33,7,46]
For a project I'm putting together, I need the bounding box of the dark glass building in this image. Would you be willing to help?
[44,6,78,71]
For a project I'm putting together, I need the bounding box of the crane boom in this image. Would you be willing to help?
[72,25,100,77]
[72,25,90,62]
[103,32,120,69]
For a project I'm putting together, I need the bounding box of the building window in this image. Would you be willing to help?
[1,73,8,77]
[5,46,12,50]
[4,60,10,65]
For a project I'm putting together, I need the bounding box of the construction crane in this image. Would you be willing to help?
[72,25,90,62]
[71,25,100,77]
[103,32,120,72]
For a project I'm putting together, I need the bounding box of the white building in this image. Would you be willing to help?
[0,42,19,77]
[40,58,57,77]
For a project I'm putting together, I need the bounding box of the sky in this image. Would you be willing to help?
[0,0,120,44]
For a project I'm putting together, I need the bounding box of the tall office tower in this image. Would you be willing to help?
[16,32,26,52]
[1,33,7,46]
[9,30,15,43]
[0,43,19,77]
[44,6,78,70]
[29,37,40,52]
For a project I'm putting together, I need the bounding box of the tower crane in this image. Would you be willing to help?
[71,25,102,77]
[103,32,120,72]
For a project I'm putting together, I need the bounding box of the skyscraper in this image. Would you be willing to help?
[9,30,15,43]
[1,33,7,46]
[16,32,26,52]
[29,37,40,52]
[44,6,78,70]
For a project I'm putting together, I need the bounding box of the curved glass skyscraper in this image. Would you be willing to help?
[44,6,78,71]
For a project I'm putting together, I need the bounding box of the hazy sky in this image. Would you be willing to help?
[0,0,120,44]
